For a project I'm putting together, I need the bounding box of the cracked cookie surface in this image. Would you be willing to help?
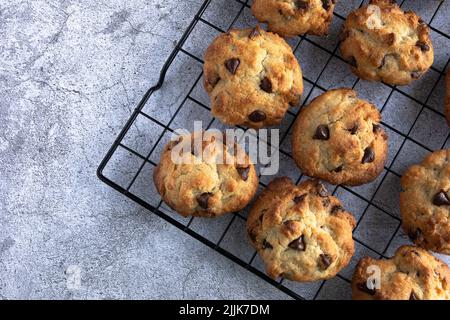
[203,26,303,129]
[400,149,450,254]
[153,131,259,217]
[446,69,450,127]
[292,88,388,186]
[352,245,450,300]
[251,0,337,37]
[340,0,434,86]
[247,177,356,282]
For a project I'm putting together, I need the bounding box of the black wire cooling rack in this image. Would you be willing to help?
[97,0,450,300]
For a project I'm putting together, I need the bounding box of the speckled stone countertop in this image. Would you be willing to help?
[0,0,288,299]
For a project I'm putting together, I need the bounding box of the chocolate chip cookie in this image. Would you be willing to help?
[291,88,388,186]
[446,68,450,127]
[251,0,337,37]
[247,177,356,282]
[352,245,450,300]
[340,0,434,86]
[153,131,259,217]
[400,149,450,254]
[203,26,303,129]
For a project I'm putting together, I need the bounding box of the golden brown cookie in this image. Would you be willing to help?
[247,177,356,282]
[203,26,303,129]
[352,245,450,300]
[292,88,388,186]
[400,149,450,255]
[446,69,450,127]
[251,0,337,37]
[153,131,259,217]
[340,0,434,86]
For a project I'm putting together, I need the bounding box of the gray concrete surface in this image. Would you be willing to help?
[0,0,290,299]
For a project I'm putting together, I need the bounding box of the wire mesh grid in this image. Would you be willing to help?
[97,0,450,300]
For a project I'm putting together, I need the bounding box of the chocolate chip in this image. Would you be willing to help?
[263,239,273,249]
[357,282,376,296]
[321,0,334,10]
[362,147,375,164]
[319,254,332,270]
[260,77,272,93]
[348,56,357,68]
[313,125,330,140]
[410,292,420,300]
[289,99,299,107]
[408,228,422,242]
[294,194,307,204]
[411,71,422,79]
[379,56,387,69]
[248,110,266,123]
[348,124,359,135]
[332,165,343,173]
[237,166,250,181]
[288,236,306,251]
[295,0,309,10]
[322,197,331,207]
[433,190,450,206]
[317,182,329,197]
[197,193,213,209]
[331,205,344,215]
[225,58,240,75]
[249,27,260,39]
[416,41,430,52]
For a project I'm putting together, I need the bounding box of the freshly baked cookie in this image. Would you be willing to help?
[247,177,356,282]
[291,88,388,186]
[251,0,337,37]
[204,26,303,129]
[153,131,258,217]
[446,69,450,126]
[340,0,434,86]
[400,149,450,254]
[352,245,450,300]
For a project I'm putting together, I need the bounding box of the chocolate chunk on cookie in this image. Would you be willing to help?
[446,69,450,127]
[340,0,434,86]
[204,26,303,129]
[352,246,450,300]
[153,132,258,217]
[252,0,337,37]
[292,88,388,186]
